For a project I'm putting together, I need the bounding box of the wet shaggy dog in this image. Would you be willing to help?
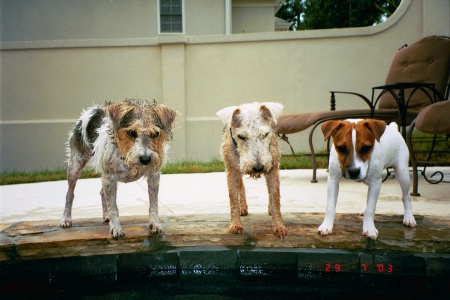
[217,102,287,237]
[60,99,177,238]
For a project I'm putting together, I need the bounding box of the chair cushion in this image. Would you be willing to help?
[415,101,450,134]
[378,36,450,111]
[275,109,416,134]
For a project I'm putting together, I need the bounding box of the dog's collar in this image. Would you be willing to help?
[229,127,238,148]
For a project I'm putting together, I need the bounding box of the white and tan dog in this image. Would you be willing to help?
[217,102,287,237]
[318,119,416,240]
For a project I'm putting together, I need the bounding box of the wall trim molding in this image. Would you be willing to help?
[0,119,76,125]
[0,0,411,50]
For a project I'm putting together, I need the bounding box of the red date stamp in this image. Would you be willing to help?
[323,263,394,273]
[361,263,393,273]
[325,263,341,272]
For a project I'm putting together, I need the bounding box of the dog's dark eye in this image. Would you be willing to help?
[127,130,138,139]
[150,131,160,139]
[336,145,348,154]
[262,132,269,138]
[237,134,247,141]
[360,145,372,154]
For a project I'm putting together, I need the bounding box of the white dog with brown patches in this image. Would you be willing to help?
[318,119,416,240]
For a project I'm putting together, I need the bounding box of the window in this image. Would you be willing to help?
[159,0,183,33]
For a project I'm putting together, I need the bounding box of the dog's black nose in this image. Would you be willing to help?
[139,155,152,165]
[252,165,264,173]
[347,167,360,179]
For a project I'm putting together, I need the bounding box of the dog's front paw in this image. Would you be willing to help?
[318,222,333,236]
[59,217,72,228]
[403,218,416,227]
[363,226,378,240]
[273,224,288,237]
[403,214,416,227]
[149,223,162,235]
[229,224,244,234]
[109,224,125,239]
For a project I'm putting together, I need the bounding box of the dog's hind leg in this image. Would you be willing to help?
[102,175,124,239]
[227,170,245,234]
[147,172,162,234]
[359,182,370,216]
[100,187,109,222]
[394,165,416,227]
[60,151,89,228]
[238,178,248,216]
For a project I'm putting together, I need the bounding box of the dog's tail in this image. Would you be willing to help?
[388,122,398,131]
[78,106,105,148]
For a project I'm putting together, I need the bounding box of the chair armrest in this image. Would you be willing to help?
[373,82,445,107]
[329,91,374,111]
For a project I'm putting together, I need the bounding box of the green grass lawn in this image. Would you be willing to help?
[2,131,448,186]
[0,155,328,185]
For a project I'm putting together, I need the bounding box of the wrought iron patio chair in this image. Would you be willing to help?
[407,97,450,196]
[276,35,450,183]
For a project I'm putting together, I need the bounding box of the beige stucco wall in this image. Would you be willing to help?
[0,0,159,41]
[232,0,276,33]
[1,0,449,172]
[0,0,231,40]
[185,0,227,35]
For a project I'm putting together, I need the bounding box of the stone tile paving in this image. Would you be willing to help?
[1,212,449,261]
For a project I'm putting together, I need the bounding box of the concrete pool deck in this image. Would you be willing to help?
[1,168,450,224]
[1,168,449,298]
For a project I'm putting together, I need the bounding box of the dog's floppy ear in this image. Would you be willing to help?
[216,106,239,125]
[156,105,178,140]
[321,120,344,141]
[107,103,135,131]
[363,119,386,142]
[231,108,242,128]
[260,102,283,123]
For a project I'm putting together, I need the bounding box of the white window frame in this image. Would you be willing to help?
[157,0,185,35]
